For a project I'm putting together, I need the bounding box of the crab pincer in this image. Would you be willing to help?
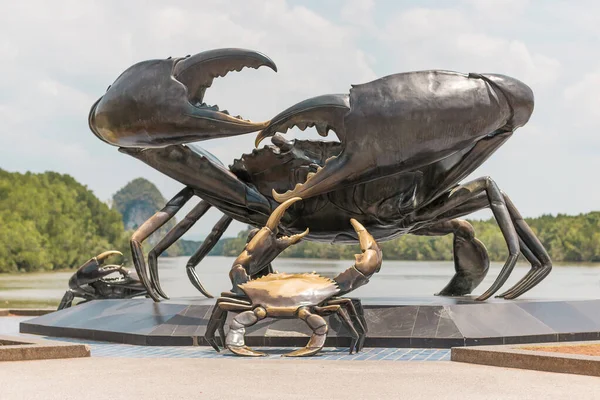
[58,251,147,310]
[69,250,125,288]
[89,48,277,148]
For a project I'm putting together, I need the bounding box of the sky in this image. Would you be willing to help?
[1,0,599,239]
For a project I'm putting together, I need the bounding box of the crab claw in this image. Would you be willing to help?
[266,72,534,203]
[255,94,350,202]
[350,219,382,277]
[89,48,277,148]
[233,197,308,276]
[69,251,125,289]
[333,220,383,296]
[255,94,350,148]
[266,197,309,248]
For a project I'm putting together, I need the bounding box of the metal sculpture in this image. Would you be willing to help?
[88,48,552,303]
[57,251,147,310]
[205,198,380,357]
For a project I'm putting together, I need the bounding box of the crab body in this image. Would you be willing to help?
[205,201,381,357]
[238,272,340,316]
[227,135,487,242]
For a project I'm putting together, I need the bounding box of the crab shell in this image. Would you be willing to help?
[238,272,340,317]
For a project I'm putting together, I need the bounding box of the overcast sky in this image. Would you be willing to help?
[1,0,598,239]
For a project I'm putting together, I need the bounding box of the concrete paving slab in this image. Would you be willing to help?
[452,341,600,377]
[0,334,90,362]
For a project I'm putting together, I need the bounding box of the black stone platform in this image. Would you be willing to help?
[20,297,600,348]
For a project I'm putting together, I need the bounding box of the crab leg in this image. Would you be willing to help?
[352,299,367,335]
[416,189,551,299]
[225,306,267,357]
[205,296,252,351]
[57,291,76,310]
[186,215,233,298]
[130,187,194,301]
[496,195,552,299]
[412,219,490,296]
[327,298,367,352]
[147,200,212,299]
[336,307,360,354]
[315,304,360,355]
[204,304,227,351]
[415,177,520,301]
[496,239,547,298]
[283,307,328,357]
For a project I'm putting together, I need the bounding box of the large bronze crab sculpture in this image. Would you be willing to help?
[204,198,381,357]
[57,251,147,310]
[88,48,552,303]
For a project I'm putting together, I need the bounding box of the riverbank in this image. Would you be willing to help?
[0,270,72,308]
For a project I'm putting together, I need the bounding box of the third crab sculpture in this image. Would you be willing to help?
[205,197,381,357]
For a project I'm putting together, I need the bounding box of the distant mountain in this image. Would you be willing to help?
[112,178,183,256]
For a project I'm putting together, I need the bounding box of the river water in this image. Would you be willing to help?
[1,257,599,308]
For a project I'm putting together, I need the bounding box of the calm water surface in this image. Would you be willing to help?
[1,257,600,307]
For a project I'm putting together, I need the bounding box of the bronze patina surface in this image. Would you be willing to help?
[88,48,552,303]
[239,273,339,310]
[57,251,147,310]
[205,198,381,357]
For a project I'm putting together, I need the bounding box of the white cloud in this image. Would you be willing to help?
[0,0,598,237]
[382,7,561,87]
[0,0,378,236]
[341,0,375,28]
[564,70,600,119]
[462,0,530,20]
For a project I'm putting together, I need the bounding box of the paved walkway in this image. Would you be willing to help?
[2,357,600,400]
[2,316,600,399]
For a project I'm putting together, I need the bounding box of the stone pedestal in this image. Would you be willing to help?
[20,297,600,348]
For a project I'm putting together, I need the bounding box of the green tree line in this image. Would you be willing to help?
[1,170,598,273]
[0,169,128,272]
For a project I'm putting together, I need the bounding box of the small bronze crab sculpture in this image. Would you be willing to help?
[57,251,147,310]
[204,198,381,357]
[88,48,552,303]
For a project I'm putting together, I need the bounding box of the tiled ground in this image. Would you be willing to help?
[0,316,450,361]
[70,341,450,361]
